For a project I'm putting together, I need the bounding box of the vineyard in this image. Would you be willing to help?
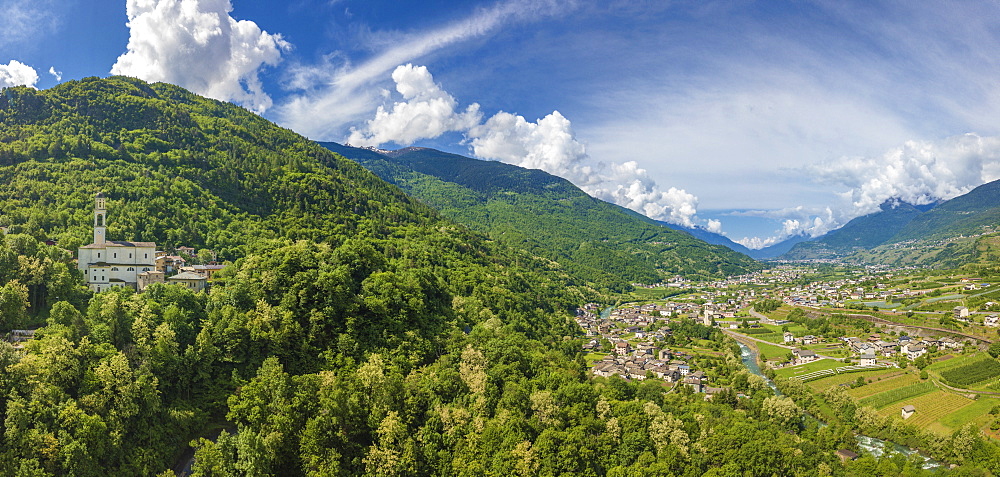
[858,381,936,409]
[877,391,975,431]
[940,355,1000,387]
[848,373,918,399]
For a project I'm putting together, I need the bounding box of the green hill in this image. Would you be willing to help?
[321,142,760,290]
[889,179,1000,242]
[782,200,926,260]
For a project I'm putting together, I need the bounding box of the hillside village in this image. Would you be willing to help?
[76,193,225,293]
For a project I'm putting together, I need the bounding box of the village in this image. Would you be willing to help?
[578,264,999,390]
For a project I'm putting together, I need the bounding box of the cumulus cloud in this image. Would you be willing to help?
[731,133,1000,248]
[350,65,701,227]
[48,66,61,81]
[0,60,38,88]
[347,65,481,146]
[705,219,723,235]
[111,0,290,113]
[812,134,1000,214]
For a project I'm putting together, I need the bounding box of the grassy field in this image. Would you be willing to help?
[752,341,792,362]
[847,373,920,399]
[936,397,999,434]
[774,359,842,379]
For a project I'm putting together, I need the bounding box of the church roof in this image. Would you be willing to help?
[80,240,157,249]
[95,192,106,198]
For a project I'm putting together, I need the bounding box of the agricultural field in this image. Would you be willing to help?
[805,369,903,393]
[847,373,920,399]
[877,391,977,434]
[939,355,1000,388]
[774,359,842,379]
[753,341,792,362]
[858,381,936,409]
[936,398,999,434]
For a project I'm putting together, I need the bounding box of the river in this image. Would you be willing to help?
[736,341,941,469]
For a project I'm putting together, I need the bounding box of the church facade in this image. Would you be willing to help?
[77,193,156,292]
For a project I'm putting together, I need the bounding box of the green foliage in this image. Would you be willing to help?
[940,355,1000,387]
[322,142,761,292]
[752,298,782,313]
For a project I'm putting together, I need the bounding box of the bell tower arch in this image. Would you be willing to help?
[94,192,107,245]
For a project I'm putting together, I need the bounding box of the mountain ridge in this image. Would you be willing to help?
[321,141,761,289]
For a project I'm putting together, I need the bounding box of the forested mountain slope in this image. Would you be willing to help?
[321,142,760,291]
[782,200,928,260]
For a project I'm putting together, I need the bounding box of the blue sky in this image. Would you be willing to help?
[3,0,1000,247]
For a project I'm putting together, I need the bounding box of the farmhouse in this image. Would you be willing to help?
[901,404,916,419]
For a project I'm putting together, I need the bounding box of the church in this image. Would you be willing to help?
[77,193,157,292]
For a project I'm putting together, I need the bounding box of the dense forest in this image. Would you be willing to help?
[321,143,760,292]
[0,77,995,475]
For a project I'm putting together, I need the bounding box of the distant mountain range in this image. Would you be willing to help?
[780,181,1000,264]
[658,223,809,260]
[321,142,761,290]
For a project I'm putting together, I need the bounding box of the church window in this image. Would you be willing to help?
[113,253,117,258]
[129,253,132,259]
[111,267,119,271]
[97,253,101,258]
[127,267,135,271]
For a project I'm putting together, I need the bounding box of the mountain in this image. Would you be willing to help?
[659,222,810,260]
[0,76,599,473]
[321,142,761,290]
[781,200,928,260]
[889,179,1000,242]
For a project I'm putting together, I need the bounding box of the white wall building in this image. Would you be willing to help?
[77,193,156,292]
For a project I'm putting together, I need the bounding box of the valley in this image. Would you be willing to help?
[0,77,998,475]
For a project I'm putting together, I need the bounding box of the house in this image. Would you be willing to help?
[190,264,226,280]
[901,404,916,419]
[614,341,632,356]
[793,349,818,364]
[954,306,970,320]
[985,315,999,327]
[167,271,208,292]
[137,270,165,290]
[902,343,926,360]
[783,332,795,343]
[859,352,877,366]
[77,193,156,292]
[835,449,859,463]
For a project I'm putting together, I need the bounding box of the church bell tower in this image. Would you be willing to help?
[94,192,107,245]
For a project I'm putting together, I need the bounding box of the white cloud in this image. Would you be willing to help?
[347,65,481,146]
[0,0,58,48]
[274,0,578,139]
[47,66,61,81]
[111,0,290,113]
[0,60,38,88]
[731,133,1000,248]
[705,219,723,235]
[350,65,701,227]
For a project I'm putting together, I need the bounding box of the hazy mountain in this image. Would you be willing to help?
[322,142,761,290]
[659,223,810,260]
[781,200,929,260]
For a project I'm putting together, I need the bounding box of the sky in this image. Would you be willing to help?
[3,0,1000,248]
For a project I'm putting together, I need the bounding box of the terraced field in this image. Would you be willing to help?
[847,373,919,399]
[774,359,841,379]
[878,391,975,430]
[805,369,902,392]
[858,382,936,408]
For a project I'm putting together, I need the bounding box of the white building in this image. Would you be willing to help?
[77,193,156,292]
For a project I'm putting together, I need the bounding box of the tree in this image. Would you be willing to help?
[988,341,1000,359]
[0,280,29,330]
